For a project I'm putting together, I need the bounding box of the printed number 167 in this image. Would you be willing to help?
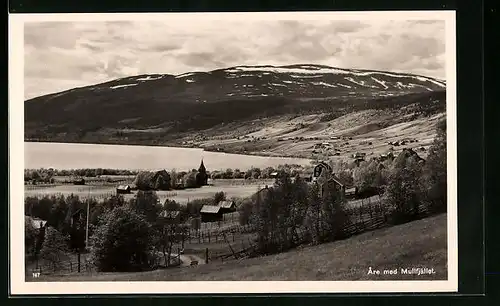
[32,272,40,278]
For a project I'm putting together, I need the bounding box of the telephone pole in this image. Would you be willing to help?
[85,187,90,250]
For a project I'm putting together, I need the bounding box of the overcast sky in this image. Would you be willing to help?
[24,19,445,100]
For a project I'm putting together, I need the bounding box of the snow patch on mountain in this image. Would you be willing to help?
[110,83,138,89]
[227,66,350,75]
[175,72,196,78]
[336,83,352,89]
[345,77,366,87]
[371,77,389,89]
[312,82,337,88]
[136,76,163,81]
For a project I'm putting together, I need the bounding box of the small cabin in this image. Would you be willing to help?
[73,178,86,185]
[269,172,279,178]
[352,152,366,160]
[116,185,131,194]
[218,200,236,214]
[70,208,85,228]
[200,205,223,223]
[345,187,357,199]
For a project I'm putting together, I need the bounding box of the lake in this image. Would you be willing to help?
[24,142,312,171]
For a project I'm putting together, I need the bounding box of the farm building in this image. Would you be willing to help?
[312,162,333,181]
[200,205,223,223]
[345,187,357,199]
[116,185,131,194]
[70,208,86,228]
[133,170,171,191]
[73,178,85,185]
[352,152,366,160]
[310,162,347,198]
[218,200,236,214]
[379,152,395,161]
[317,175,346,198]
[269,172,279,178]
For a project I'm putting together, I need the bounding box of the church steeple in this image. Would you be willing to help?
[198,159,206,174]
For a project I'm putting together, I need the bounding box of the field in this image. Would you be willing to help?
[32,214,447,281]
[25,178,276,204]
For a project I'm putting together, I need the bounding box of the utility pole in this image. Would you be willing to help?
[85,186,90,250]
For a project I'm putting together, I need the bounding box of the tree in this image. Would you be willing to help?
[214,191,226,204]
[183,171,199,188]
[238,198,253,225]
[353,160,384,195]
[385,155,425,224]
[90,207,153,272]
[128,191,162,223]
[25,219,38,258]
[39,227,70,270]
[422,119,447,213]
[319,177,349,241]
[305,183,322,244]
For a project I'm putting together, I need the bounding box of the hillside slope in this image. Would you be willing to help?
[25,64,446,158]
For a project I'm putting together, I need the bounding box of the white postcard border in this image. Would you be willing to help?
[9,10,458,295]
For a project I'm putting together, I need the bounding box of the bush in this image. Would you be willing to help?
[90,207,153,272]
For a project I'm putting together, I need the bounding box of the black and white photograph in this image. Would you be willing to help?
[9,11,457,294]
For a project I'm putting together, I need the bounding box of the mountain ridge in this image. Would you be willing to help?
[26,64,445,102]
[24,64,446,159]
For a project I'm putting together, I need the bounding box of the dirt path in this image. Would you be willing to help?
[172,254,206,267]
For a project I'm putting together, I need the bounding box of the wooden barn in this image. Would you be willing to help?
[200,205,223,223]
[116,185,131,194]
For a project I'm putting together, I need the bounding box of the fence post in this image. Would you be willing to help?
[205,248,209,264]
[208,231,211,243]
[77,251,81,273]
[70,262,73,272]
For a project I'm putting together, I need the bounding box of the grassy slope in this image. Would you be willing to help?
[36,214,447,281]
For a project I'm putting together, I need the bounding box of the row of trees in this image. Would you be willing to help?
[25,168,138,181]
[210,164,305,180]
